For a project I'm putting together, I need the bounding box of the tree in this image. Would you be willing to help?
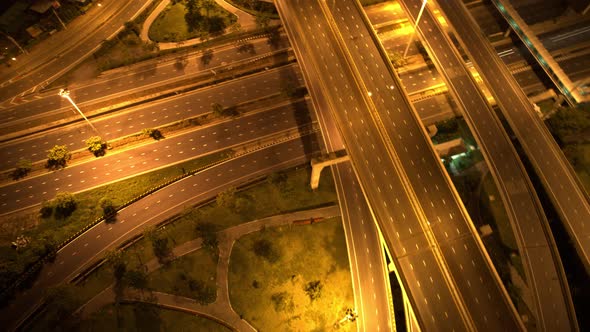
[216,186,236,208]
[142,128,164,140]
[253,239,280,263]
[39,200,53,218]
[187,278,216,304]
[256,12,271,30]
[125,269,148,291]
[86,136,106,156]
[44,284,81,328]
[388,51,407,68]
[271,291,294,312]
[53,192,76,218]
[104,249,126,282]
[12,158,32,180]
[202,0,215,17]
[47,145,71,169]
[99,197,117,221]
[152,236,172,264]
[211,102,224,117]
[185,0,203,32]
[304,280,323,301]
[546,106,590,143]
[195,222,218,253]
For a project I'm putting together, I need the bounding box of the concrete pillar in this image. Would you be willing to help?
[310,154,350,189]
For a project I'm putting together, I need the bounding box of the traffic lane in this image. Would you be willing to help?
[465,1,506,37]
[436,0,581,328]
[401,0,568,328]
[0,0,125,84]
[559,54,590,81]
[440,0,590,255]
[281,0,468,329]
[334,1,521,329]
[1,0,149,103]
[363,1,407,27]
[399,70,443,94]
[0,35,292,124]
[310,44,392,329]
[414,5,551,246]
[0,99,314,214]
[413,95,455,125]
[539,22,590,51]
[0,135,318,331]
[0,65,304,169]
[334,162,393,331]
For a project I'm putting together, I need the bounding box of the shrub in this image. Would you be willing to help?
[86,136,106,156]
[53,192,76,219]
[12,159,32,180]
[47,145,71,169]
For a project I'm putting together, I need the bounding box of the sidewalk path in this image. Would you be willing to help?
[78,205,340,331]
[141,0,257,51]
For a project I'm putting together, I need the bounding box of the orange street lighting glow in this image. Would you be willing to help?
[384,2,402,12]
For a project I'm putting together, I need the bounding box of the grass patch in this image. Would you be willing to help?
[149,0,237,42]
[31,302,232,332]
[23,164,339,327]
[229,218,354,331]
[148,249,217,304]
[162,166,338,246]
[0,150,230,294]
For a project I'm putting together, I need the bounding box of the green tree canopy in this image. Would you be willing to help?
[216,186,236,208]
[47,145,71,169]
[12,158,32,179]
[53,192,76,218]
[86,136,106,156]
[195,222,219,253]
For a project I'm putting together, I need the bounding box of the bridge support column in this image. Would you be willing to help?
[310,152,350,189]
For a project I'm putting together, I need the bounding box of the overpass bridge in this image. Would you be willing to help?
[275,0,523,330]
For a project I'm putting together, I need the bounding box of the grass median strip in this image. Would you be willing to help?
[27,165,340,329]
[0,149,230,300]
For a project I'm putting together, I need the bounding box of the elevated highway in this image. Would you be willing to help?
[275,0,523,330]
[398,0,578,329]
[437,0,590,279]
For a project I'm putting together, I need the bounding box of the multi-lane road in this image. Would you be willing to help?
[398,0,577,329]
[0,0,152,105]
[0,34,292,137]
[0,65,303,171]
[277,0,523,330]
[0,133,319,331]
[0,96,313,215]
[437,0,590,277]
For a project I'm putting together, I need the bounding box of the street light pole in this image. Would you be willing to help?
[52,8,67,30]
[59,89,99,134]
[403,0,428,59]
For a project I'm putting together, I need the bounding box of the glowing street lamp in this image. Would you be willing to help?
[59,89,99,135]
[403,0,428,59]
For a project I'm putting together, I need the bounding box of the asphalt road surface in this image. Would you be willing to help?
[0,65,303,170]
[0,0,153,101]
[0,134,319,331]
[438,0,590,278]
[0,98,314,215]
[0,34,291,129]
[399,0,576,329]
[0,0,152,104]
[312,57,393,331]
[276,0,522,330]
